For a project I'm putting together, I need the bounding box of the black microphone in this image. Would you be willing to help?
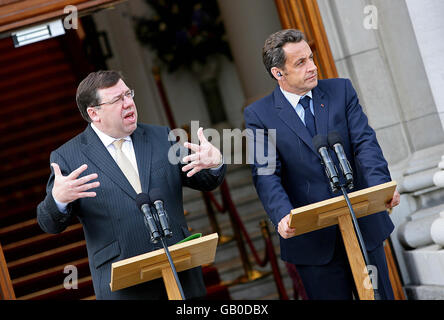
[149,188,172,238]
[313,135,340,193]
[136,193,161,243]
[328,131,354,189]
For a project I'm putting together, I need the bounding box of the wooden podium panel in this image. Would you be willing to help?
[110,233,218,292]
[287,181,397,300]
[289,181,396,236]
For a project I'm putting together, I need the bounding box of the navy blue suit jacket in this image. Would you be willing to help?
[244,78,394,266]
[37,123,226,299]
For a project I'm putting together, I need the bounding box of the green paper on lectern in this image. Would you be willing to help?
[176,233,202,244]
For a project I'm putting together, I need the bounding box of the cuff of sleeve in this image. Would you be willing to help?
[210,155,224,171]
[53,196,69,214]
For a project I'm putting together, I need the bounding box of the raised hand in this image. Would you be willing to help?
[182,127,223,177]
[51,163,100,204]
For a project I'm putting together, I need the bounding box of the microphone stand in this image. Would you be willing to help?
[340,183,381,300]
[151,211,185,300]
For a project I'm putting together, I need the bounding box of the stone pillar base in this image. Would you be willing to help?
[405,285,444,300]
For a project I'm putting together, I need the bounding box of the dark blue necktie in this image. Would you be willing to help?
[300,96,316,137]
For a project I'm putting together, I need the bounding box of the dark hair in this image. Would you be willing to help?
[262,29,306,79]
[76,70,123,122]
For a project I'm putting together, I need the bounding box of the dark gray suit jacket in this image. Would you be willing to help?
[37,123,226,299]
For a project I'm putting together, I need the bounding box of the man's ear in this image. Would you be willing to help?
[271,67,283,81]
[87,107,100,122]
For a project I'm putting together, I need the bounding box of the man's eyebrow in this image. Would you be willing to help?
[296,57,306,63]
[111,90,129,99]
[296,53,313,63]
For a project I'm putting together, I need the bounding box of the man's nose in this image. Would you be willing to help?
[122,96,132,108]
[308,60,317,72]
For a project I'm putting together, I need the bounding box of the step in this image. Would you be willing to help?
[7,240,87,279]
[213,229,270,267]
[0,63,71,93]
[3,223,84,262]
[189,207,271,245]
[0,51,67,84]
[12,257,89,288]
[0,218,42,245]
[0,194,47,228]
[228,271,293,300]
[185,194,267,238]
[12,257,90,297]
[0,74,76,106]
[0,101,78,132]
[0,113,83,148]
[2,153,50,178]
[210,243,293,300]
[0,38,60,65]
[0,87,76,119]
[0,130,81,163]
[17,275,93,300]
[182,164,252,203]
[0,168,50,191]
[183,182,260,220]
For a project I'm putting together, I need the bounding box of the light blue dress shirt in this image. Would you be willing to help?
[280,87,314,125]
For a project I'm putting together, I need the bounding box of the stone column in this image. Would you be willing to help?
[406,0,444,130]
[92,2,167,126]
[217,0,282,105]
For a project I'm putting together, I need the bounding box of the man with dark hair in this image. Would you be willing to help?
[37,70,226,299]
[244,29,400,300]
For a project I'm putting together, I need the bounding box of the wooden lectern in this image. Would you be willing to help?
[109,233,219,300]
[288,181,397,300]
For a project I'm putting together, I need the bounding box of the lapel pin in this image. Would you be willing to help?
[321,104,325,108]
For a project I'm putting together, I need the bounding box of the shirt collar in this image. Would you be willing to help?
[280,87,312,108]
[90,123,131,148]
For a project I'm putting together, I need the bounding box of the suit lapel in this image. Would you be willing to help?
[80,125,138,200]
[274,86,317,155]
[131,126,151,194]
[312,85,329,138]
[274,84,330,156]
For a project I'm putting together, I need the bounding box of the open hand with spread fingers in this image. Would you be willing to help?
[181,127,223,177]
[51,163,100,204]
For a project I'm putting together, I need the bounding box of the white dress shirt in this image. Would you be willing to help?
[90,123,140,176]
